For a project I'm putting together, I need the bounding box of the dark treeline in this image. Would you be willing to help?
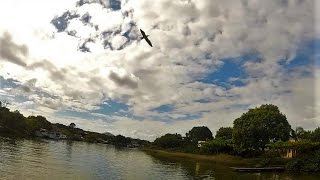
[151,104,320,172]
[0,102,149,148]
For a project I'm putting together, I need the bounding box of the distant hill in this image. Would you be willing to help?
[0,103,150,147]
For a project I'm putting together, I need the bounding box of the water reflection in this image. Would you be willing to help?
[65,140,73,159]
[146,150,320,180]
[1,139,320,180]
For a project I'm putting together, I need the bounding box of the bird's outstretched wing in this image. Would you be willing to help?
[140,29,146,36]
[140,29,152,47]
[144,36,153,47]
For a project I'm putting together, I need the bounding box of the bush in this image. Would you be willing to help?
[286,150,320,172]
[237,149,263,158]
[153,133,184,149]
[200,139,234,155]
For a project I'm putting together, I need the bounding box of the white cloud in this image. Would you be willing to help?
[0,0,318,140]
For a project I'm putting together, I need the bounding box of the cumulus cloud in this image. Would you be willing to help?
[27,60,68,81]
[0,32,28,67]
[0,0,318,140]
[109,71,138,89]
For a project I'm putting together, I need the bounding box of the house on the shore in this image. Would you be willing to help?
[35,128,49,138]
[48,132,61,140]
[283,138,297,158]
[35,129,67,140]
[267,138,298,159]
[197,141,206,148]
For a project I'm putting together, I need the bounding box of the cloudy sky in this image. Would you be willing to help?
[0,0,319,140]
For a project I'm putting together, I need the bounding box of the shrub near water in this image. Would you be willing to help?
[153,133,184,149]
[267,140,320,172]
[286,150,320,172]
[200,138,234,155]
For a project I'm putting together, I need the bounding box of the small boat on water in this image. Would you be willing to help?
[230,167,285,172]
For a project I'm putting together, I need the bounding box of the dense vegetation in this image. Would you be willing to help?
[186,126,213,142]
[233,104,291,152]
[0,103,149,147]
[151,104,320,172]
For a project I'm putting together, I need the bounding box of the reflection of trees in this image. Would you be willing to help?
[29,139,49,161]
[1,137,21,159]
[145,152,303,179]
[66,140,74,159]
[145,152,216,179]
[0,138,21,179]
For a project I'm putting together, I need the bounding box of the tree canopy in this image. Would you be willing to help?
[0,107,27,136]
[187,126,213,142]
[153,133,184,149]
[233,104,291,151]
[69,123,76,128]
[215,127,233,140]
[0,102,146,147]
[295,126,312,140]
[26,116,53,133]
[311,127,320,142]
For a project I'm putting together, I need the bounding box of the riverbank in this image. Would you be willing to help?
[143,148,261,166]
[3,139,318,180]
[0,106,149,148]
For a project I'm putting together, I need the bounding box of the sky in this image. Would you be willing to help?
[0,0,319,141]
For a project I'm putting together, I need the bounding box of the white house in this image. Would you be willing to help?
[198,141,206,148]
[35,128,49,137]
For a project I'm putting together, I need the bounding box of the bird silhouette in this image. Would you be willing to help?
[140,29,152,47]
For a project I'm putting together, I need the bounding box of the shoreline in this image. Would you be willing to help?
[142,148,260,166]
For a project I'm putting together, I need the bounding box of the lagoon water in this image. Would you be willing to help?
[0,139,319,180]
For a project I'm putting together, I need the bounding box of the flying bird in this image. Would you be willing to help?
[140,29,152,47]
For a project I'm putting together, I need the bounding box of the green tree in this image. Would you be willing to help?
[233,104,291,152]
[26,116,52,134]
[311,127,320,142]
[0,107,27,137]
[216,127,233,140]
[69,123,76,128]
[200,139,234,155]
[154,133,183,149]
[187,126,213,143]
[114,135,130,147]
[295,126,312,140]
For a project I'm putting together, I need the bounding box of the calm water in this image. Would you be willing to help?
[0,139,319,180]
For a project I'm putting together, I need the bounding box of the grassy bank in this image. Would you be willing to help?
[143,148,261,166]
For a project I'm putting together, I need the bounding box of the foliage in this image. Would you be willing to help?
[180,143,200,154]
[286,150,320,172]
[112,135,131,147]
[200,139,234,155]
[0,102,148,147]
[83,132,112,143]
[289,126,320,142]
[295,126,312,140]
[311,127,320,142]
[233,104,291,152]
[267,140,320,152]
[187,126,213,143]
[153,133,184,149]
[0,107,27,137]
[69,123,76,127]
[26,116,53,135]
[215,127,233,140]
